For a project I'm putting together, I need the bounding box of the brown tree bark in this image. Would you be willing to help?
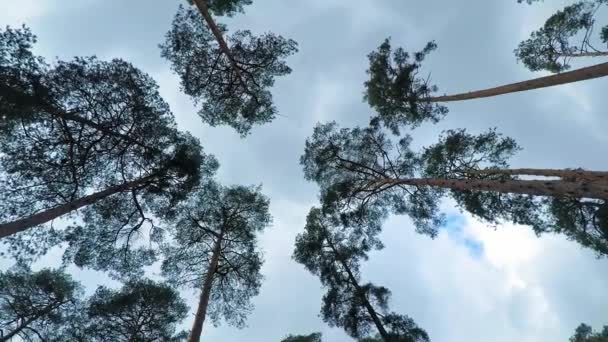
[381,177,608,200]
[428,62,608,102]
[0,174,156,239]
[561,51,608,58]
[466,168,608,182]
[188,229,224,342]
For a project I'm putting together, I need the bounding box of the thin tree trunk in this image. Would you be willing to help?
[191,0,257,105]
[324,232,390,341]
[188,231,223,342]
[381,177,608,200]
[0,174,156,239]
[466,168,608,182]
[429,62,608,102]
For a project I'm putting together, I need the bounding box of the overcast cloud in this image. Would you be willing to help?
[1,0,608,341]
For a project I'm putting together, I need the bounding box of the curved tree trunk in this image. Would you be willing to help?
[429,62,608,102]
[0,174,156,239]
[382,177,608,200]
[188,231,223,342]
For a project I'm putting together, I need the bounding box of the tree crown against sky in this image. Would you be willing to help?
[515,0,608,73]
[161,182,271,333]
[293,208,429,342]
[161,4,298,135]
[301,120,608,258]
[0,266,81,341]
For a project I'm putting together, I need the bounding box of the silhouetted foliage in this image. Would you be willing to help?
[364,39,447,133]
[293,208,429,342]
[83,279,188,341]
[187,0,253,16]
[161,182,271,340]
[281,332,323,342]
[515,1,607,73]
[302,121,608,257]
[0,266,81,341]
[161,5,297,135]
[570,323,608,342]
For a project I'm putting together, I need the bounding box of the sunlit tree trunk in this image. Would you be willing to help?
[429,62,608,102]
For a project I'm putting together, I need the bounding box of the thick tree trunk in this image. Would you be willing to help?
[0,174,156,239]
[466,168,608,182]
[188,232,223,342]
[382,177,608,200]
[562,51,608,58]
[324,234,390,341]
[429,62,608,102]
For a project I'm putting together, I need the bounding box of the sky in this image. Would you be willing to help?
[1,0,608,341]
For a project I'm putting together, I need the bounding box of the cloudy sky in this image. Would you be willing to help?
[2,0,608,341]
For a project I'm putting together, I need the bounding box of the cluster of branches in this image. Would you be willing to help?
[0,266,188,341]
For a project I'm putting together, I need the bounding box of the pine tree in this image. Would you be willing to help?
[293,208,429,342]
[83,280,189,341]
[161,1,298,135]
[301,121,608,256]
[161,182,271,342]
[569,323,608,342]
[515,1,608,73]
[281,332,323,342]
[0,266,81,341]
[364,38,608,131]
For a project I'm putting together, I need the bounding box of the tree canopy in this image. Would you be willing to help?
[0,266,81,341]
[161,182,271,340]
[515,1,608,73]
[293,208,429,342]
[161,4,298,135]
[570,323,608,342]
[301,120,608,257]
[281,332,323,342]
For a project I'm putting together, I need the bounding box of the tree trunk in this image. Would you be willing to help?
[561,51,608,58]
[324,232,390,341]
[382,177,608,200]
[466,168,608,182]
[428,62,608,102]
[0,174,156,239]
[191,0,256,103]
[188,231,223,342]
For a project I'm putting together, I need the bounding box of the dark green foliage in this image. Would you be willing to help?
[186,0,253,17]
[570,323,608,342]
[0,266,81,341]
[0,25,193,224]
[601,25,608,42]
[293,208,428,342]
[281,332,322,342]
[517,0,542,4]
[515,1,605,73]
[161,5,297,135]
[364,39,447,133]
[84,279,188,341]
[0,26,219,272]
[161,182,271,328]
[301,121,444,237]
[544,198,608,257]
